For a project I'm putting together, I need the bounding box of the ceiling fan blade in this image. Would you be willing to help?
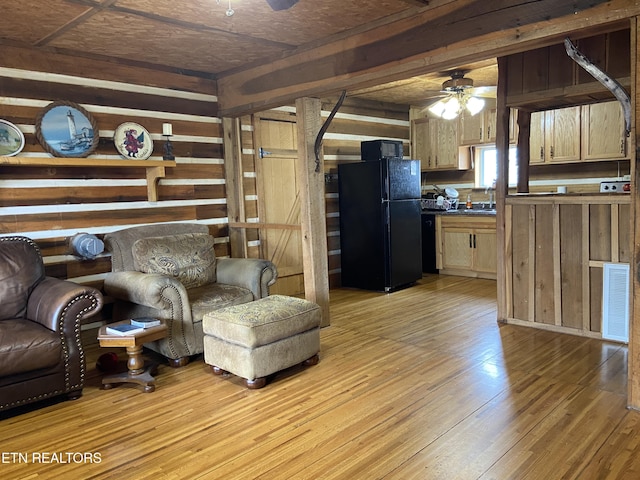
[266,0,299,10]
[471,86,497,98]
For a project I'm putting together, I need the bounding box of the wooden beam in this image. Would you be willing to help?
[295,97,330,327]
[516,110,531,193]
[496,55,509,322]
[223,117,248,258]
[629,16,640,410]
[217,0,637,116]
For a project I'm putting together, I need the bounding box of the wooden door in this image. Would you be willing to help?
[547,106,581,163]
[441,227,473,269]
[411,118,433,170]
[434,118,459,169]
[255,114,304,295]
[474,229,497,273]
[459,109,485,145]
[582,101,626,160]
[529,110,546,164]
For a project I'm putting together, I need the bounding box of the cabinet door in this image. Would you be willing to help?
[441,227,473,269]
[473,229,497,274]
[529,110,546,164]
[582,101,626,160]
[485,107,497,143]
[459,109,484,145]
[434,119,459,169]
[547,106,581,163]
[412,118,434,170]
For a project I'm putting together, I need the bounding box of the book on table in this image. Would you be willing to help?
[105,323,145,336]
[130,317,162,328]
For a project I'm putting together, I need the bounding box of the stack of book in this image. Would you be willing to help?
[105,318,161,335]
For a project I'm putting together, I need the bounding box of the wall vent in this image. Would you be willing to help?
[602,263,630,343]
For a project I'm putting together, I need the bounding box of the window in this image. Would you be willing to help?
[476,145,518,188]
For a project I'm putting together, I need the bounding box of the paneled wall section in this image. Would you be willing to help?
[0,48,226,324]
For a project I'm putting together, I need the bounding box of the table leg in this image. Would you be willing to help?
[101,346,159,393]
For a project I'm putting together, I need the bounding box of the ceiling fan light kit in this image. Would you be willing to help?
[428,71,487,120]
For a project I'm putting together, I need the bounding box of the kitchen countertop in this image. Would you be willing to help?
[422,207,496,216]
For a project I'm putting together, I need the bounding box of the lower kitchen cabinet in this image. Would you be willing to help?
[436,215,497,279]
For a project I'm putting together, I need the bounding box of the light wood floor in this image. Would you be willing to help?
[2,274,639,479]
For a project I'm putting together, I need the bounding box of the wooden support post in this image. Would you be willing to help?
[496,56,510,322]
[516,109,531,193]
[628,16,640,409]
[223,117,248,258]
[295,97,330,327]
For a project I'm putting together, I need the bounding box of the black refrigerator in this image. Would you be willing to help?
[338,158,422,292]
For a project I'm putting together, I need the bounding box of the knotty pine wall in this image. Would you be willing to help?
[0,46,228,325]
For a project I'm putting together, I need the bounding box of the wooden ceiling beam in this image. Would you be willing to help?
[218,0,636,117]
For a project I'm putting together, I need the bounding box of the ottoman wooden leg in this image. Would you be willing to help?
[211,365,228,375]
[245,377,267,389]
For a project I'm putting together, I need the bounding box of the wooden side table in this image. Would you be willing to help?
[97,320,168,393]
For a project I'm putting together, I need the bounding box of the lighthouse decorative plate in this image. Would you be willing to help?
[35,101,99,158]
[113,122,153,160]
[0,119,25,157]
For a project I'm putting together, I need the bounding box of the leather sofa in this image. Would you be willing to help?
[103,223,278,367]
[0,236,104,412]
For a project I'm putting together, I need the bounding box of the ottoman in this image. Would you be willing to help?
[202,295,321,389]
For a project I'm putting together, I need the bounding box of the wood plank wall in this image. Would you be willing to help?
[506,196,630,338]
[0,46,226,325]
[240,98,410,288]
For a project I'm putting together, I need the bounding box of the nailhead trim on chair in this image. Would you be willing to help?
[160,283,186,360]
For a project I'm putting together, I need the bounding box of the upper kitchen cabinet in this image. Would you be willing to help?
[581,101,627,160]
[529,106,581,164]
[529,101,627,165]
[505,30,630,111]
[459,101,517,146]
[411,115,467,171]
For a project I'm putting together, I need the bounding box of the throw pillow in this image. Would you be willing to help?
[132,233,216,289]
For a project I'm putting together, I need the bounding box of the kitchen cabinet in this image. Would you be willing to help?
[529,106,581,164]
[436,215,497,279]
[581,101,627,160]
[459,104,517,145]
[459,108,486,145]
[411,116,465,171]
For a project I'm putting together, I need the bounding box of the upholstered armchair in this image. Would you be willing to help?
[0,236,103,412]
[103,223,278,367]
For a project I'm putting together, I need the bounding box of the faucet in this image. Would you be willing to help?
[485,186,494,209]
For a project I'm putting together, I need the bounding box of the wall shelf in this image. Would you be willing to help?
[0,156,176,201]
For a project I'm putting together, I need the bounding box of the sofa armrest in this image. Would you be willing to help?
[104,271,190,311]
[28,277,103,333]
[27,277,103,391]
[216,258,277,299]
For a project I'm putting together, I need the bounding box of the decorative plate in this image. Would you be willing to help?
[35,101,99,157]
[113,122,153,160]
[0,119,25,157]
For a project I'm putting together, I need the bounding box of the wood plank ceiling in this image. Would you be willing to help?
[0,0,497,109]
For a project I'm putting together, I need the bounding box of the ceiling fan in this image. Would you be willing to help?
[425,70,496,120]
[218,0,298,16]
[266,0,299,10]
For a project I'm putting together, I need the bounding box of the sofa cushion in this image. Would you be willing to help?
[188,283,254,323]
[0,238,45,321]
[0,319,61,377]
[132,233,217,289]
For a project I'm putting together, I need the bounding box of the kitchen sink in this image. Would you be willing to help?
[443,208,496,215]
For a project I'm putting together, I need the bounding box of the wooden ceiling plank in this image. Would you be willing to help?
[35,0,119,46]
[218,0,634,116]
